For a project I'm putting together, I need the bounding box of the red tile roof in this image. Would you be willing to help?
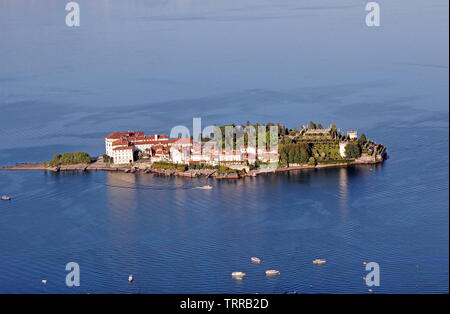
[113,146,134,151]
[106,131,144,139]
[112,139,130,146]
[169,138,193,145]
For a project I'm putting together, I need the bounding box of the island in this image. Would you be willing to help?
[0,122,387,179]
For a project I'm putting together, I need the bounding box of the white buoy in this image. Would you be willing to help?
[128,275,134,283]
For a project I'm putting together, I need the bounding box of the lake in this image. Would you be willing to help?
[0,0,448,293]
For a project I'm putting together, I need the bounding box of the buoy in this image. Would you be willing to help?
[128,275,134,283]
[41,280,47,285]
[368,289,373,293]
[363,262,367,265]
[231,272,246,280]
[251,257,261,264]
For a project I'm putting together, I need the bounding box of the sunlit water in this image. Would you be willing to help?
[0,0,448,293]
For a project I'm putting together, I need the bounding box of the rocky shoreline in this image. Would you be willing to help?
[0,158,384,179]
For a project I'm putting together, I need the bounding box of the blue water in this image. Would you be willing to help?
[0,0,448,293]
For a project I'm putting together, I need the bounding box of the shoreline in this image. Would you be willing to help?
[0,159,384,179]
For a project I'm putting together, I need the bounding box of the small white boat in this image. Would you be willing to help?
[41,279,48,285]
[1,195,11,201]
[265,270,280,276]
[251,257,261,264]
[313,259,327,265]
[198,185,213,190]
[128,275,134,283]
[231,272,246,280]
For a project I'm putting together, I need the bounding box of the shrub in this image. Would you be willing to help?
[308,157,317,166]
[217,166,237,174]
[177,165,187,171]
[47,152,92,166]
[102,154,113,163]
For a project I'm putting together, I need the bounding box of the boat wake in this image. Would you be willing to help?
[192,185,213,190]
[99,182,213,191]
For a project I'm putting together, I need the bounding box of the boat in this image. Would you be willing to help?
[1,196,11,201]
[231,272,246,280]
[128,275,134,283]
[197,185,213,190]
[265,270,280,276]
[312,259,327,265]
[251,257,261,264]
[41,280,48,285]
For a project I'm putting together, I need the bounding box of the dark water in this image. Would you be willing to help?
[0,125,448,294]
[0,0,448,293]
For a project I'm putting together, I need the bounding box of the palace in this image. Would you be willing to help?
[104,131,278,165]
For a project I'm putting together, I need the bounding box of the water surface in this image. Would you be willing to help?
[0,0,448,293]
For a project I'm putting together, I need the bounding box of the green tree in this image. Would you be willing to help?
[288,147,297,164]
[309,121,316,129]
[102,154,113,163]
[308,157,317,166]
[298,143,311,163]
[49,154,61,167]
[359,133,367,145]
[344,143,361,159]
[279,145,289,165]
[48,152,91,166]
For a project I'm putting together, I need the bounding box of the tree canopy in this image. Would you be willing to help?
[344,143,362,159]
[279,143,312,165]
[48,152,92,167]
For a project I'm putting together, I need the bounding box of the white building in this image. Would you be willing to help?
[347,131,358,139]
[112,146,135,164]
[219,151,243,163]
[104,131,279,166]
[105,131,144,157]
[339,141,349,158]
[170,147,190,164]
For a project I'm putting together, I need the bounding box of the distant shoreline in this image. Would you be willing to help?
[0,158,384,179]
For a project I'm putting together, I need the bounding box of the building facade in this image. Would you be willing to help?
[105,131,280,166]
